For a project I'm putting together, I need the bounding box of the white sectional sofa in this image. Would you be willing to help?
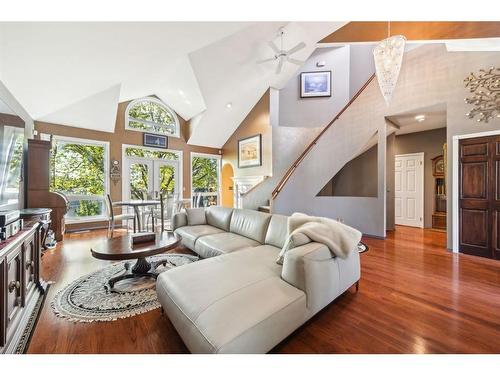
[156,206,360,354]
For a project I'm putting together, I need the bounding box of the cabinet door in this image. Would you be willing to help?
[6,247,23,330]
[0,257,5,347]
[24,232,37,293]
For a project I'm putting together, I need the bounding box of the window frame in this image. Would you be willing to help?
[190,152,222,207]
[125,97,181,138]
[51,135,110,224]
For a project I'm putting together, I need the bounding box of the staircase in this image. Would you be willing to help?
[271,74,376,201]
[268,72,390,237]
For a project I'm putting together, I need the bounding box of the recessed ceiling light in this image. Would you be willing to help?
[226,102,232,109]
[415,115,426,122]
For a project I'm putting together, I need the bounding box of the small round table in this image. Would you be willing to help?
[90,232,181,291]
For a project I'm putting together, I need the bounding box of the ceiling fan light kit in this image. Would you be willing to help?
[258,27,307,74]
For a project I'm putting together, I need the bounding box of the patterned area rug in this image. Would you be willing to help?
[52,253,198,323]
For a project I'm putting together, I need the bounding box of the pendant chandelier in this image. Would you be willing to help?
[373,22,406,105]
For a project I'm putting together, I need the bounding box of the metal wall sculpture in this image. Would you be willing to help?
[464,67,500,123]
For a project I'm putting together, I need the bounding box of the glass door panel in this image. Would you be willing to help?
[154,160,178,197]
[191,154,221,207]
[128,160,153,199]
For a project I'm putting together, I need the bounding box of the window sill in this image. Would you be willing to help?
[65,216,108,224]
[125,126,181,139]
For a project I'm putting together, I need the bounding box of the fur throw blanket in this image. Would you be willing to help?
[277,213,362,264]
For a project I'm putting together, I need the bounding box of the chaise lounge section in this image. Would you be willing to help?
[156,206,360,353]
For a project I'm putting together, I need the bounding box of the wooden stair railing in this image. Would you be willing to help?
[271,73,376,201]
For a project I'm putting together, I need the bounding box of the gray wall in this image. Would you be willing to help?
[349,44,375,99]
[394,127,446,228]
[272,44,500,243]
[386,132,396,231]
[318,144,378,197]
[278,46,350,128]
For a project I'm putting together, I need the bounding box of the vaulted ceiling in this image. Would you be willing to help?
[0,22,345,148]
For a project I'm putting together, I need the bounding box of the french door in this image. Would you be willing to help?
[124,157,179,200]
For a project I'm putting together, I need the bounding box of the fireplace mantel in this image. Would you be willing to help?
[231,175,266,209]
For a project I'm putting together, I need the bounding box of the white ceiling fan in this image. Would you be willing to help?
[257,27,306,74]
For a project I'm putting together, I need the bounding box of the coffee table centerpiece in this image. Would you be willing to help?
[90,232,181,291]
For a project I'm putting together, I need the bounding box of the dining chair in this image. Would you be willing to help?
[105,194,135,237]
[149,193,184,232]
[192,192,203,208]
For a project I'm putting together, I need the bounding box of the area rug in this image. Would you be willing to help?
[51,253,198,323]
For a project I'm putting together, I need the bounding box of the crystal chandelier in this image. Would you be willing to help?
[373,22,406,105]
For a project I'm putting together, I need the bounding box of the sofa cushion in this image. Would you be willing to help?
[194,232,260,258]
[175,225,224,250]
[156,248,306,353]
[206,206,233,231]
[229,209,272,244]
[264,214,289,249]
[186,208,207,226]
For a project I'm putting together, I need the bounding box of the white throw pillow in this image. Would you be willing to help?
[186,208,207,226]
[276,232,311,265]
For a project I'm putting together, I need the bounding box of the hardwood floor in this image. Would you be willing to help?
[28,226,500,354]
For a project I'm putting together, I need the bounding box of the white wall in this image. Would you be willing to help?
[0,80,34,138]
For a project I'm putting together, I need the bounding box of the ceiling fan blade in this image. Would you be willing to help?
[256,57,276,64]
[286,56,305,66]
[286,41,306,55]
[268,40,280,54]
[276,58,284,74]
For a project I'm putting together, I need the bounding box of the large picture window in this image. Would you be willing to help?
[0,126,24,209]
[125,97,180,137]
[50,137,109,222]
[191,153,221,207]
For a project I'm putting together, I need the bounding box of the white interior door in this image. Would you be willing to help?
[395,153,424,228]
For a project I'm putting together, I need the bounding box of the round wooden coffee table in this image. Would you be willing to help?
[90,232,181,291]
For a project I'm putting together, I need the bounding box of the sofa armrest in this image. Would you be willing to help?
[172,211,188,231]
[281,242,360,314]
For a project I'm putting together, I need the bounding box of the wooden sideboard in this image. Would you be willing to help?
[0,223,46,354]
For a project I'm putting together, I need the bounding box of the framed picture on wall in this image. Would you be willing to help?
[300,71,332,98]
[143,133,168,149]
[238,134,262,168]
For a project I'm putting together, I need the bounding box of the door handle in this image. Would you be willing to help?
[8,280,20,293]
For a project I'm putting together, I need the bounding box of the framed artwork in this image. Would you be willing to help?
[238,134,262,168]
[143,133,168,149]
[300,70,332,98]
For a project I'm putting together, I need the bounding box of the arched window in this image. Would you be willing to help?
[125,97,180,137]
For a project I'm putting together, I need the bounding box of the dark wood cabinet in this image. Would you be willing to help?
[0,224,45,353]
[27,139,68,242]
[459,136,500,260]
